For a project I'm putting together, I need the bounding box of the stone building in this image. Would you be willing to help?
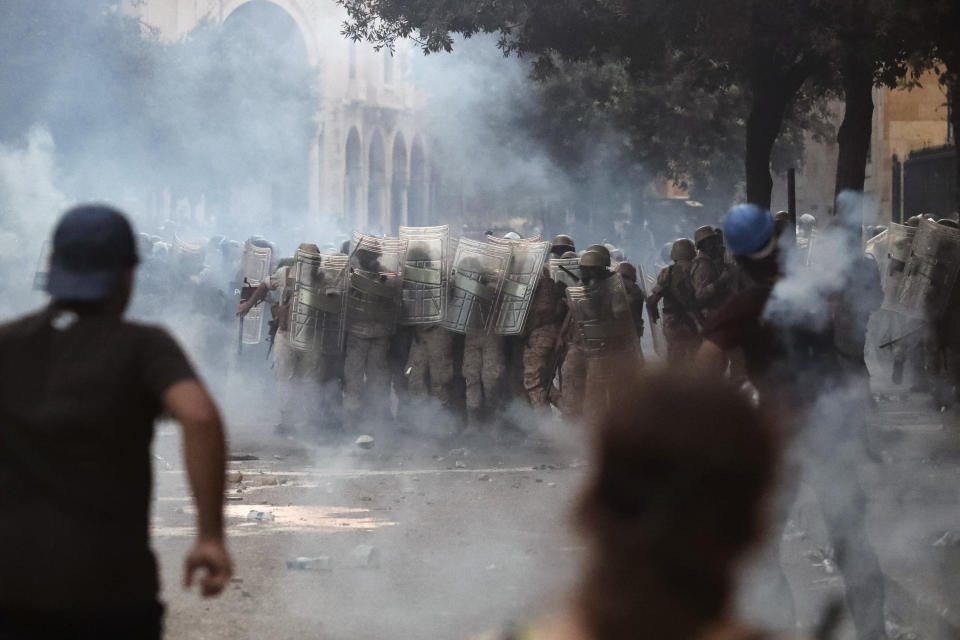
[773,70,952,224]
[130,0,434,235]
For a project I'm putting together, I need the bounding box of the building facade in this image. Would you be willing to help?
[130,0,433,235]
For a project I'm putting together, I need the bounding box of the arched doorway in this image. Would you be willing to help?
[390,134,407,233]
[408,138,428,227]
[220,1,313,229]
[367,131,387,233]
[344,127,362,227]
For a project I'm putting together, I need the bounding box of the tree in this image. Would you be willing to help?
[340,0,836,209]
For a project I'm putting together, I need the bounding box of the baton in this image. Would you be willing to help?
[558,265,580,283]
[879,325,924,349]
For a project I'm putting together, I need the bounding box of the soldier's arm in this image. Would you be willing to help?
[692,261,722,306]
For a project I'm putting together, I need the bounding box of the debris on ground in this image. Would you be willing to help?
[226,471,243,483]
[478,473,491,482]
[348,545,380,569]
[246,510,275,522]
[286,556,332,571]
[546,482,557,487]
[228,454,259,461]
[226,495,244,502]
[454,461,467,469]
[448,448,469,458]
[804,546,836,574]
[355,435,375,450]
[932,530,960,547]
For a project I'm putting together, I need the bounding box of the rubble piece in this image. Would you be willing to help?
[246,510,275,522]
[226,495,244,502]
[228,454,259,461]
[226,471,243,483]
[448,448,469,458]
[257,476,279,486]
[932,531,960,547]
[546,482,557,487]
[478,474,491,482]
[286,556,332,571]
[348,544,380,569]
[454,461,466,469]
[355,435,375,450]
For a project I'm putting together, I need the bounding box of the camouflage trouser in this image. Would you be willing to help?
[343,333,390,421]
[663,315,701,366]
[273,330,324,427]
[406,325,455,405]
[559,341,586,418]
[523,323,560,408]
[462,333,505,413]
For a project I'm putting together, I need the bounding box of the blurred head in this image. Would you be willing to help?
[576,371,779,640]
[46,204,140,313]
[670,238,696,262]
[614,262,637,284]
[580,249,611,285]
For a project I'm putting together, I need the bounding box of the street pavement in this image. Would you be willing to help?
[151,391,959,640]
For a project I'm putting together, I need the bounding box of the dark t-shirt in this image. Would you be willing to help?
[0,307,195,611]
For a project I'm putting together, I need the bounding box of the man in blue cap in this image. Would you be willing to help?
[697,204,887,640]
[0,204,232,638]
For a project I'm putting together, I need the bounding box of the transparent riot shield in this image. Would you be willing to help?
[549,256,581,287]
[398,225,448,325]
[32,241,52,291]
[889,219,960,320]
[640,266,666,359]
[494,241,549,335]
[880,223,917,312]
[346,233,408,338]
[442,238,510,335]
[566,274,642,361]
[289,249,348,354]
[239,240,273,345]
[864,227,888,283]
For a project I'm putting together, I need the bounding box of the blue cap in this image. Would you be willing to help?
[46,204,139,301]
[723,204,776,258]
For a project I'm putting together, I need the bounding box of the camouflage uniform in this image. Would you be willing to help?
[647,260,701,365]
[343,332,391,421]
[522,267,565,408]
[462,333,506,423]
[691,253,730,322]
[406,325,455,406]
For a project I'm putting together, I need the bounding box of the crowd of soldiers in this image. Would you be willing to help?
[225,227,652,438]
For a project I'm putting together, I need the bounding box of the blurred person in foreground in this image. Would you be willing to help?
[697,204,886,640]
[0,205,231,639]
[478,371,781,640]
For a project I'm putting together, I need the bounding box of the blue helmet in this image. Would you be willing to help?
[723,204,776,258]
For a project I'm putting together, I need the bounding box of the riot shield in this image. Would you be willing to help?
[494,241,549,335]
[346,233,408,338]
[289,249,348,354]
[864,227,888,282]
[640,266,666,359]
[550,256,581,287]
[888,218,960,320]
[880,223,918,313]
[173,235,205,273]
[239,240,273,345]
[486,233,543,246]
[32,241,52,291]
[398,225,448,325]
[442,238,510,335]
[566,274,642,362]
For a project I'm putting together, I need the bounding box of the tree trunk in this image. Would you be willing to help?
[951,81,960,218]
[834,48,875,198]
[745,82,794,210]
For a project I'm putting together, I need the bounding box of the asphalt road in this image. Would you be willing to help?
[151,393,960,640]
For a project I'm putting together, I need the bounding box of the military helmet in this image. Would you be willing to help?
[580,249,611,268]
[670,238,696,262]
[503,231,521,240]
[774,211,791,223]
[561,251,578,259]
[937,218,960,229]
[585,244,611,260]
[694,225,719,247]
[297,243,321,255]
[905,215,923,228]
[551,234,575,253]
[799,213,817,228]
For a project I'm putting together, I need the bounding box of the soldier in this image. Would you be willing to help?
[462,300,506,430]
[570,250,643,416]
[343,244,401,427]
[522,259,565,409]
[646,239,702,365]
[615,262,646,341]
[690,225,732,322]
[239,245,322,435]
